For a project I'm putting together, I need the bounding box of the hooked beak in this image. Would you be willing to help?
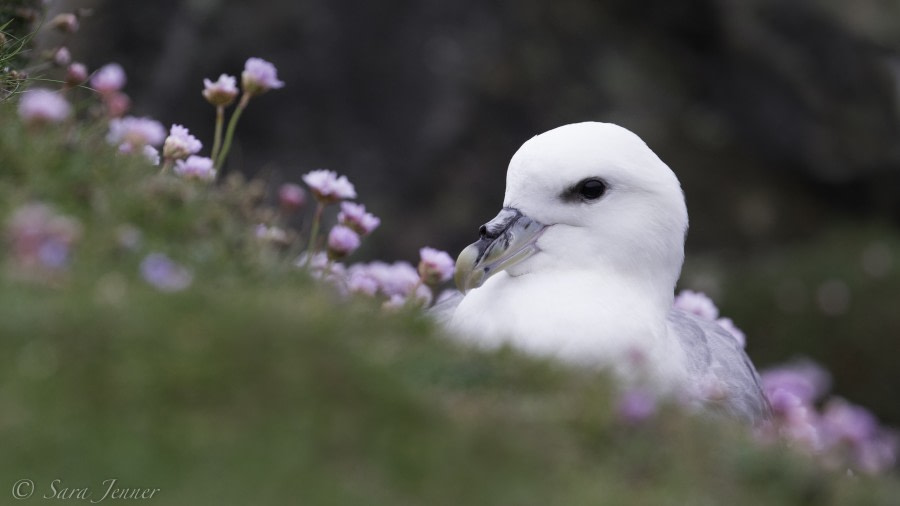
[454,208,546,294]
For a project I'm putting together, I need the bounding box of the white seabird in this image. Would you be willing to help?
[436,122,771,424]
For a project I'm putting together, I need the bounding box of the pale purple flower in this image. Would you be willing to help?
[65,62,88,86]
[302,169,357,203]
[202,74,239,106]
[617,389,657,424]
[162,124,203,160]
[91,63,126,94]
[103,92,131,118]
[365,261,421,298]
[6,203,81,272]
[338,202,380,235]
[51,13,79,33]
[107,116,165,151]
[716,317,746,347]
[18,89,71,125]
[673,290,719,320]
[278,183,306,211]
[53,47,71,66]
[327,225,361,259]
[761,359,831,406]
[418,247,455,285]
[255,224,289,244]
[241,57,284,96]
[140,253,193,292]
[819,398,878,448]
[142,145,160,166]
[174,156,217,181]
[346,266,379,296]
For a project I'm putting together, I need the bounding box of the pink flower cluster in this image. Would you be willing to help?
[163,124,203,160]
[140,253,193,292]
[241,57,285,96]
[303,169,357,203]
[674,289,746,347]
[107,116,166,153]
[18,89,71,126]
[174,156,217,181]
[5,203,81,275]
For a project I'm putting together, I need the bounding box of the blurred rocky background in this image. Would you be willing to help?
[34,0,900,424]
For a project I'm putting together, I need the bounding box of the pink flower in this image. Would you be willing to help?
[162,124,202,160]
[6,203,81,272]
[418,247,455,285]
[673,290,719,320]
[143,145,160,166]
[53,47,71,66]
[716,317,746,347]
[327,225,361,259]
[107,116,165,151]
[65,63,88,86]
[103,92,131,118]
[278,183,306,211]
[346,266,380,296]
[174,156,217,181]
[202,74,238,106]
[302,169,356,203]
[363,261,420,298]
[18,89,71,125]
[140,253,193,292]
[51,13,79,33]
[617,389,657,425]
[338,202,380,235]
[241,57,284,96]
[760,359,831,406]
[91,63,126,94]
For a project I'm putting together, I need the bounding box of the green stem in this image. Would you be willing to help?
[305,202,325,266]
[159,158,173,175]
[210,105,225,162]
[215,93,250,170]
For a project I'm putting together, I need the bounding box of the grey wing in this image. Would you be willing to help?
[427,290,464,326]
[668,308,773,425]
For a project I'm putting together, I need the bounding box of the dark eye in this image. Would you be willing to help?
[577,178,607,201]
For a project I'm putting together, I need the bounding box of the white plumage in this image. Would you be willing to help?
[435,122,770,424]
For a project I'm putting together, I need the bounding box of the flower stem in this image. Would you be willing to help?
[159,158,173,175]
[215,93,250,170]
[210,105,225,162]
[305,201,325,266]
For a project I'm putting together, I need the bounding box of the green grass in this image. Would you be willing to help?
[1,101,899,505]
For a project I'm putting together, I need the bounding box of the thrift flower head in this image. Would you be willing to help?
[107,116,165,151]
[18,89,71,125]
[103,92,131,118]
[162,124,203,160]
[302,169,356,203]
[327,225,361,259]
[202,74,239,106]
[91,63,126,94]
[338,202,380,235]
[673,290,719,320]
[278,183,306,211]
[255,224,289,245]
[65,62,88,86]
[174,156,217,181]
[617,389,657,425]
[143,146,160,166]
[53,47,72,66]
[761,359,831,406]
[51,13,79,33]
[346,266,379,296]
[418,247,455,285]
[365,261,421,298]
[140,253,193,292]
[6,203,81,273]
[241,57,285,96]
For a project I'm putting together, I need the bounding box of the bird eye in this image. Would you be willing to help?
[577,178,607,201]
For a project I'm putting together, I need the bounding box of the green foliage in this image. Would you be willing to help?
[1,102,898,505]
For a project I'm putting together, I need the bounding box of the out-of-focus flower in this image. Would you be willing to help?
[103,92,131,118]
[202,74,239,107]
[53,47,71,66]
[140,253,193,292]
[91,63,126,94]
[327,225,361,259]
[241,57,284,96]
[278,183,306,212]
[5,203,81,274]
[338,202,380,236]
[673,290,719,320]
[18,89,71,125]
[302,169,357,203]
[617,389,657,425]
[174,156,217,181]
[115,224,142,251]
[255,224,289,245]
[346,267,379,296]
[107,116,165,151]
[162,124,202,160]
[761,359,831,406]
[716,317,746,347]
[142,145,160,166]
[65,62,88,86]
[51,13,79,33]
[418,247,454,285]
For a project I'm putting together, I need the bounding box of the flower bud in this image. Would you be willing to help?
[51,13,79,33]
[278,183,306,212]
[327,225,360,259]
[202,74,238,107]
[65,63,88,86]
[417,247,454,285]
